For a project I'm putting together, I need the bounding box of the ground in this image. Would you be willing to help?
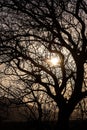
[0,120,87,130]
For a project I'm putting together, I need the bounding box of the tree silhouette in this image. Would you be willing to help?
[0,0,87,129]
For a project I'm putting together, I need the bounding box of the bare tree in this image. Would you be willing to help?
[0,0,87,129]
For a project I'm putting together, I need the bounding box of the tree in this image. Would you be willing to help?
[0,0,87,129]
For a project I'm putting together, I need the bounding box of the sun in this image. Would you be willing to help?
[47,56,61,66]
[50,57,60,66]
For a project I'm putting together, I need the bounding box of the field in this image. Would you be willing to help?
[0,120,87,130]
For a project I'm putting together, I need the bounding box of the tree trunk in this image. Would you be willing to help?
[55,108,70,130]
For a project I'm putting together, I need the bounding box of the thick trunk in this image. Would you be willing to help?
[55,108,70,130]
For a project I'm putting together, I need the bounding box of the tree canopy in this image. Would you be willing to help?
[0,0,87,129]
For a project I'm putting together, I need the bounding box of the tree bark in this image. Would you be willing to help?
[55,108,70,130]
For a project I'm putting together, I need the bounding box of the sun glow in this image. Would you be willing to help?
[47,56,61,66]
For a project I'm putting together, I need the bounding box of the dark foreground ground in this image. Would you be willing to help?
[0,120,87,130]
